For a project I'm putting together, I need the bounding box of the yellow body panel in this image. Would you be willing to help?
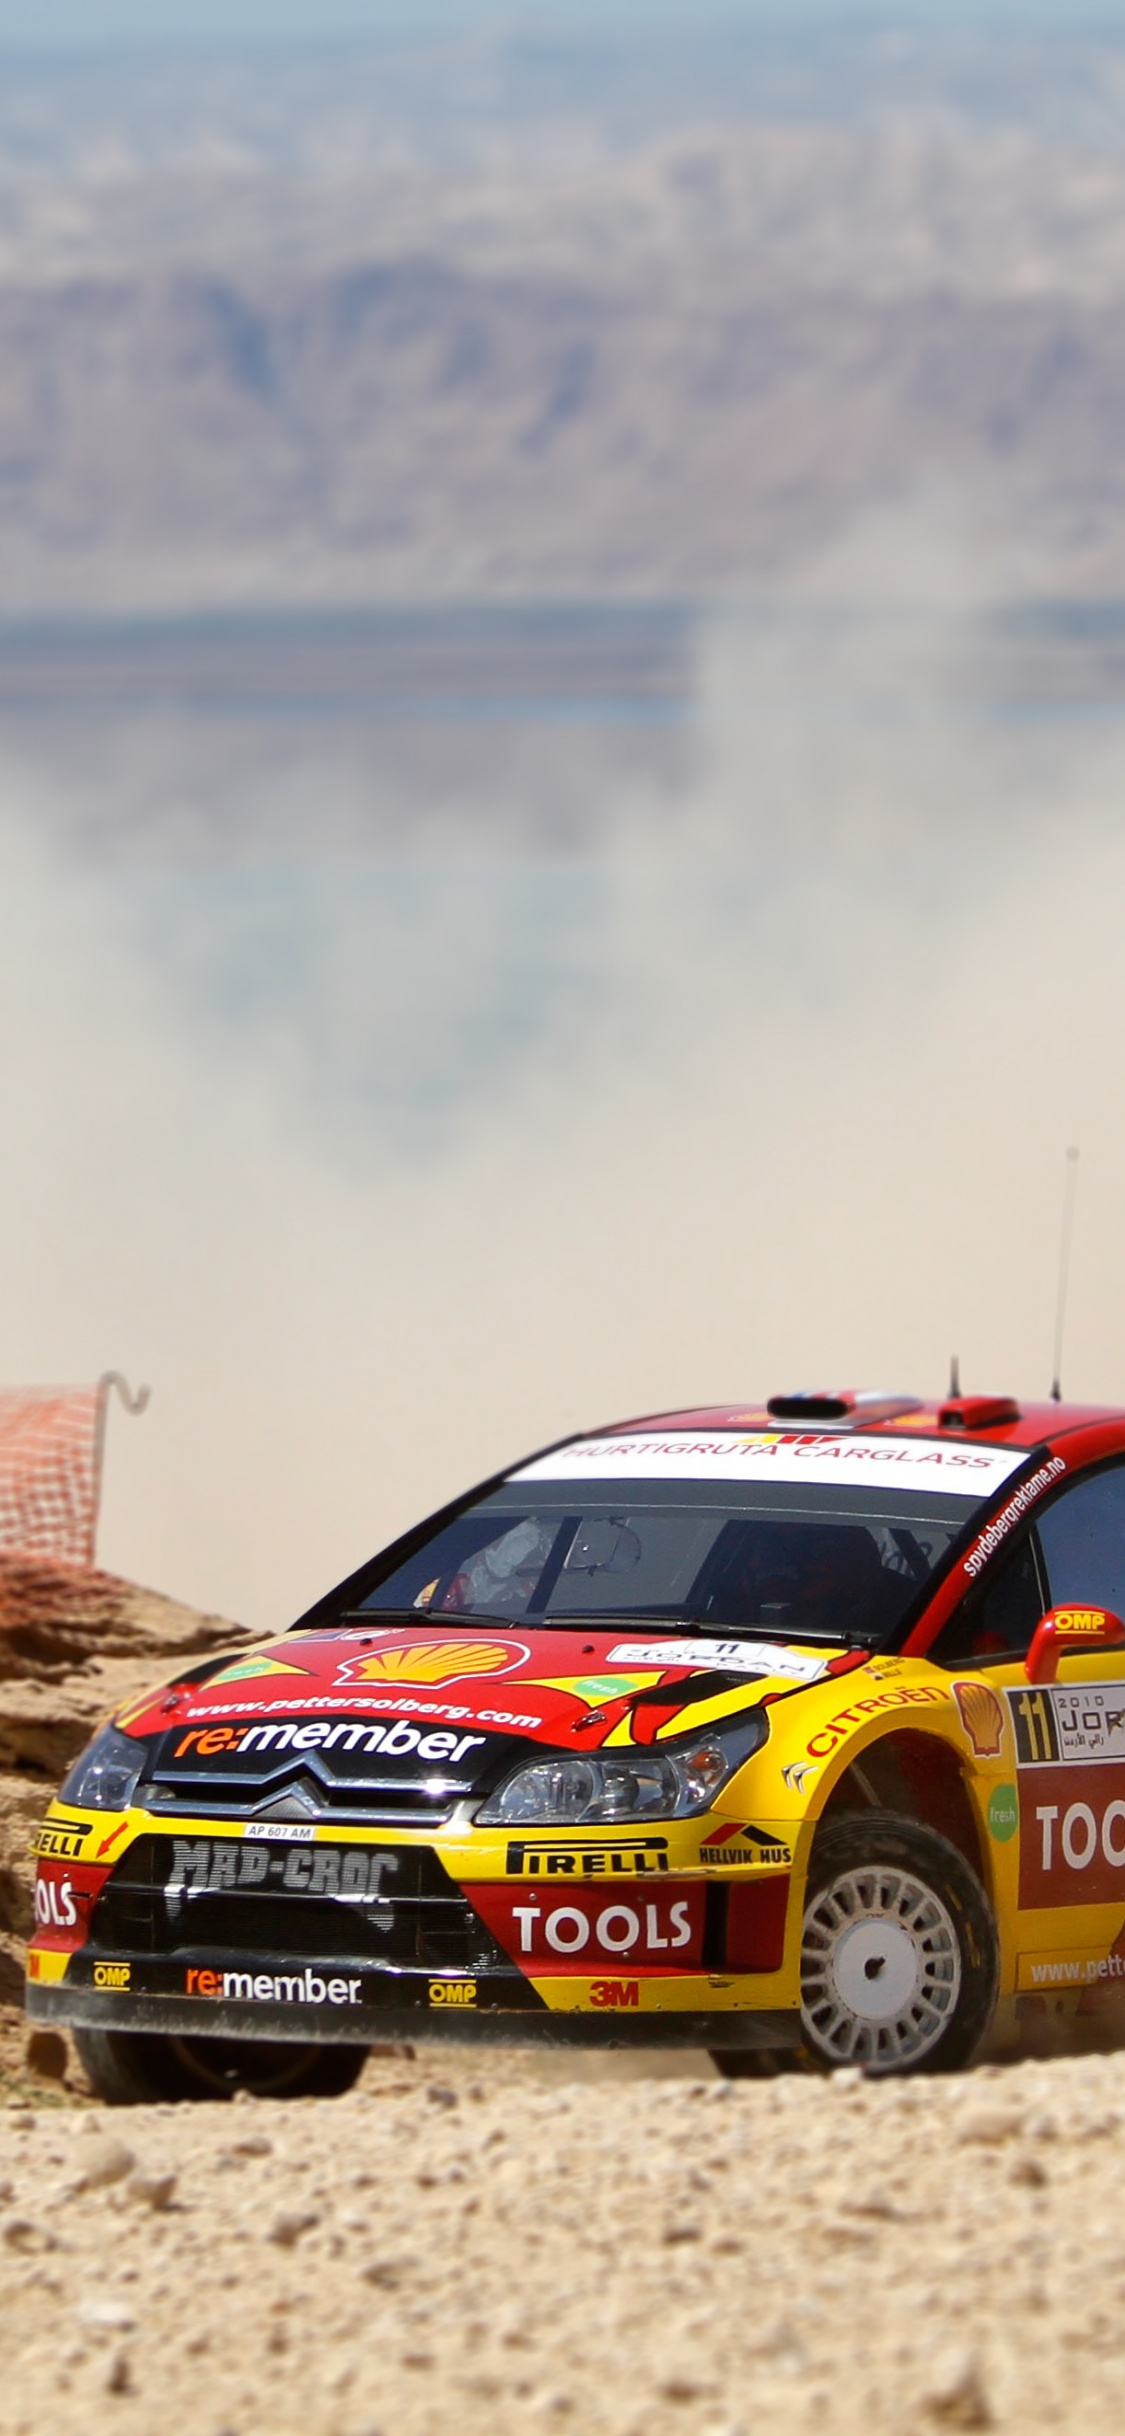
[28,1642,1125,2051]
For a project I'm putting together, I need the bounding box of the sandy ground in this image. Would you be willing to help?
[0,2038,1117,2436]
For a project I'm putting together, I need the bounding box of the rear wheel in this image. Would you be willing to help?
[74,2028,368,2105]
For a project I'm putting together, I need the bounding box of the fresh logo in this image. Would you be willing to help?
[988,1785,1019,1844]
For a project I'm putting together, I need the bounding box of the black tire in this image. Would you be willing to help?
[74,2028,369,2105]
[795,1811,998,2076]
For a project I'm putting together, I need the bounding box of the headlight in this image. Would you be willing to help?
[59,1723,145,1813]
[476,1713,768,1827]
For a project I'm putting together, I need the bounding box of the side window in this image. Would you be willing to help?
[1037,1464,1125,1617]
[931,1533,1045,1667]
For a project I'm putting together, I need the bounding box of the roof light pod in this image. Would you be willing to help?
[766,1391,923,1426]
[938,1394,1020,1431]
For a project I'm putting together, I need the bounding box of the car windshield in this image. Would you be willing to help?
[356,1473,985,1646]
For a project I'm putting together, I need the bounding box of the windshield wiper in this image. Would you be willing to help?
[333,1607,529,1630]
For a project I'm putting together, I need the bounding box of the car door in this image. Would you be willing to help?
[930,1462,1125,2003]
[1011,1464,1125,1992]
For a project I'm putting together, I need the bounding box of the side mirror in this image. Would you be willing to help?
[1025,1605,1125,1685]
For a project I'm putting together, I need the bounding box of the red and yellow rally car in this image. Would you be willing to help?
[26,1387,1125,2099]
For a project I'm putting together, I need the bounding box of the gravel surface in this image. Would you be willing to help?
[0,2040,1121,2436]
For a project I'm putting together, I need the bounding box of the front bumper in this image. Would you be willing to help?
[27,1975,799,2050]
[30,1809,800,2048]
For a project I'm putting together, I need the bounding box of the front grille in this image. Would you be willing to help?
[90,1834,508,1975]
[138,1776,459,1829]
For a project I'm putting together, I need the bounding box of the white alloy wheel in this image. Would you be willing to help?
[800,1860,962,2071]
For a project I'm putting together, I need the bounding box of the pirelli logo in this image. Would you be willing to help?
[35,1823,92,1861]
[505,1837,669,1878]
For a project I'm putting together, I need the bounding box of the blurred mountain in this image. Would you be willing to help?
[5,38,1125,607]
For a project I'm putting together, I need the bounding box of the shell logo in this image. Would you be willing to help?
[953,1679,1006,1760]
[337,1640,525,1688]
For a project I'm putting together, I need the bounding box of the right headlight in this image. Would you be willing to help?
[58,1722,146,1813]
[475,1710,769,1827]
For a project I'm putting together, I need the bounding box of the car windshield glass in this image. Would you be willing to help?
[356,1477,983,1645]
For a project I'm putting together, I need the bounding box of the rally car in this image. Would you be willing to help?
[26,1387,1125,2099]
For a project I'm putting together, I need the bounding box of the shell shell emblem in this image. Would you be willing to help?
[953,1679,1006,1759]
[337,1639,524,1687]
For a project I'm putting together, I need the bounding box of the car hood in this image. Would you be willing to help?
[113,1623,853,1806]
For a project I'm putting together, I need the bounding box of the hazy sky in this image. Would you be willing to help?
[0,0,1108,53]
[3,505,1123,1631]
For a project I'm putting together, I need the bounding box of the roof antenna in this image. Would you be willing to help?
[948,1355,961,1400]
[1050,1146,1080,1402]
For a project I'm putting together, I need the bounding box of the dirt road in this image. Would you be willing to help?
[0,2038,1120,2436]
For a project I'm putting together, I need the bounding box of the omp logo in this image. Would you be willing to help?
[506,1836,669,1878]
[186,1966,362,2005]
[429,1980,477,2007]
[1054,1608,1112,1636]
[93,1962,130,1990]
[336,1640,525,1688]
[590,1981,639,2008]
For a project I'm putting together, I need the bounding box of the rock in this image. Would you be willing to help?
[845,2187,901,2220]
[105,2350,132,2395]
[126,2169,177,2211]
[0,2214,54,2252]
[955,2104,1021,2146]
[920,2348,994,2429]
[72,2133,135,2191]
[76,2298,136,2333]
[267,2209,320,2248]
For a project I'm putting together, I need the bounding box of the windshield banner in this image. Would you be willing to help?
[517,1433,1025,1497]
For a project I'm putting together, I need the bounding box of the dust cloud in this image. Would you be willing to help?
[0,501,1122,1630]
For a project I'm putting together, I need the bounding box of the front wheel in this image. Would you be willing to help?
[797,1812,998,2075]
[74,2028,369,2104]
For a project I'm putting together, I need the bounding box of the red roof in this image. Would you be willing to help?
[595,1395,1125,1451]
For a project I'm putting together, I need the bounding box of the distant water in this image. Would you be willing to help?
[1,598,1124,731]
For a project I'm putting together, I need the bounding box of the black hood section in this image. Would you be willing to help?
[146,1710,531,1810]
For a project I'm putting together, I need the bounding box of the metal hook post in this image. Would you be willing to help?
[91,1372,152,1563]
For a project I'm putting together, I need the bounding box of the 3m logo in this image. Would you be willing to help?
[93,1962,130,1990]
[590,1980,639,2009]
[1011,1689,1061,1766]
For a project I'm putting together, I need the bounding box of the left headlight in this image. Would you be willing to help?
[59,1723,145,1813]
[475,1713,768,1828]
